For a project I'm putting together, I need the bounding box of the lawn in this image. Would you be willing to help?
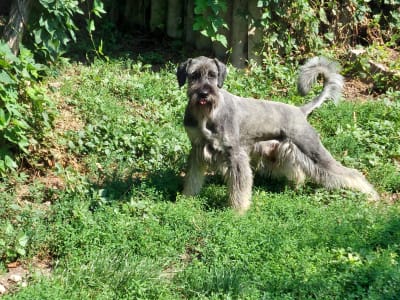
[1,56,400,299]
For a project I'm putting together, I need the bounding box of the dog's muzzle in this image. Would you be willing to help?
[198,90,210,105]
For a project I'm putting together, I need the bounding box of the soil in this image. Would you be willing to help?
[0,257,51,295]
[342,78,376,102]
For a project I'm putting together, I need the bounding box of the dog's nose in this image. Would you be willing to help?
[199,91,209,98]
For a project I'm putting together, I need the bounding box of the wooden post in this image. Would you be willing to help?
[167,0,183,38]
[248,0,262,65]
[230,0,248,68]
[150,0,167,32]
[124,0,148,28]
[184,0,195,45]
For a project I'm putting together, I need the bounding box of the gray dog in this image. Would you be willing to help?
[177,56,378,213]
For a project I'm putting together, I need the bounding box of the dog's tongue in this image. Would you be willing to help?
[199,99,208,105]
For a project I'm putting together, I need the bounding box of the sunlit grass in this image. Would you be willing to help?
[2,57,400,299]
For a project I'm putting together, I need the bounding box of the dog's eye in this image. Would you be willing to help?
[189,72,200,81]
[208,72,217,79]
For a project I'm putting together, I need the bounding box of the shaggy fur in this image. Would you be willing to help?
[177,56,379,213]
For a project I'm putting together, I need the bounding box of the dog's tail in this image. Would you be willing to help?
[298,57,344,117]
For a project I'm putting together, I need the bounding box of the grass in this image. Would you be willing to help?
[1,56,400,299]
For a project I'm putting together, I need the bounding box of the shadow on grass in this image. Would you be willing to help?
[91,168,183,205]
[92,166,343,211]
[253,175,290,194]
[370,213,400,249]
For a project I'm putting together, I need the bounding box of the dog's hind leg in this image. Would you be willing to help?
[225,149,253,214]
[183,147,207,196]
[293,141,379,200]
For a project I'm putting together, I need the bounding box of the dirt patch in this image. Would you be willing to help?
[52,85,85,133]
[49,78,86,171]
[14,78,87,204]
[382,192,400,205]
[0,257,52,295]
[342,78,376,102]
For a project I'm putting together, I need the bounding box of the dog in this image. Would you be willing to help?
[177,56,379,213]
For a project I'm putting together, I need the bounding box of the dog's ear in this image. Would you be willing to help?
[214,58,227,88]
[177,59,192,87]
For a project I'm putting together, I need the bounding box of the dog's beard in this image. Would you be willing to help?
[187,86,219,117]
[188,93,217,109]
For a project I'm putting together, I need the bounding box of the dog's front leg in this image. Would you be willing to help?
[226,149,253,214]
[183,146,207,196]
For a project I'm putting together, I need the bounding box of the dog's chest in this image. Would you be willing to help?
[185,118,225,151]
[185,119,219,140]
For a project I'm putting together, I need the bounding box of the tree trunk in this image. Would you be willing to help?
[3,0,31,55]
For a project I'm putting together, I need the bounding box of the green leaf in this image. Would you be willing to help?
[39,0,55,5]
[93,0,106,17]
[0,42,18,63]
[0,70,15,84]
[68,140,76,150]
[319,8,329,25]
[18,139,30,153]
[16,247,26,256]
[88,19,95,33]
[33,28,43,44]
[18,233,29,247]
[200,29,208,37]
[4,154,17,170]
[5,222,14,235]
[213,34,228,48]
[193,19,205,31]
[0,108,10,129]
[194,0,208,14]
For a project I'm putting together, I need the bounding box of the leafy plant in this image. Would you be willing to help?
[83,0,107,60]
[29,0,83,61]
[28,0,106,61]
[0,222,29,264]
[0,42,55,175]
[193,0,229,48]
[252,0,400,62]
[257,0,325,58]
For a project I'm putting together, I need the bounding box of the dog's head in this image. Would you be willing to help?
[177,56,227,109]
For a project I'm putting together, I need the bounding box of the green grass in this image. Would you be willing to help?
[2,57,400,299]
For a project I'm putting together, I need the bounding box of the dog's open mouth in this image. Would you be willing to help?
[199,98,208,105]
